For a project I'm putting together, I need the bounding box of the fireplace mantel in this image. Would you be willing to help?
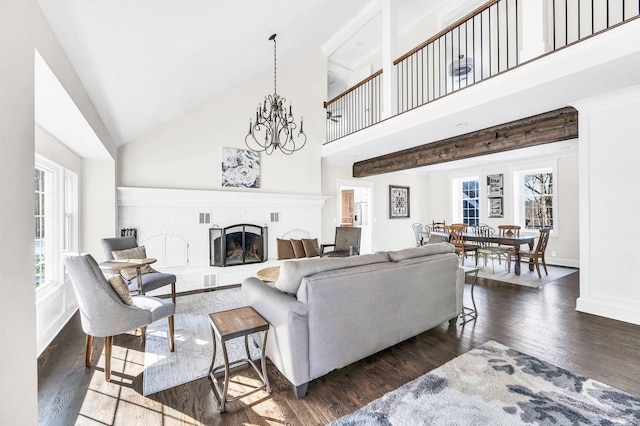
[118,187,329,208]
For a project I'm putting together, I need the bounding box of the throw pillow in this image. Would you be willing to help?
[277,238,295,260]
[290,239,306,258]
[107,274,135,306]
[111,245,156,280]
[301,238,321,257]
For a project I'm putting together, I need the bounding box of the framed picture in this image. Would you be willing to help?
[221,147,260,188]
[487,174,503,196]
[488,197,504,218]
[389,185,410,218]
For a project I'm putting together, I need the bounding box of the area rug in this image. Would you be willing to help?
[328,340,640,425]
[474,263,577,288]
[143,288,260,396]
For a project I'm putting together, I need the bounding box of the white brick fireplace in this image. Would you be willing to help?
[117,187,328,293]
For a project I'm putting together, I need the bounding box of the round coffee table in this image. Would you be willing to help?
[256,266,280,282]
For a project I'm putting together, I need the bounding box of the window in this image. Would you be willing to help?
[452,176,480,226]
[35,155,78,288]
[462,179,480,226]
[523,172,553,229]
[513,162,557,235]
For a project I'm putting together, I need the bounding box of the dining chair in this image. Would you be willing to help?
[474,226,505,273]
[432,220,446,232]
[64,254,175,382]
[101,236,177,303]
[507,228,551,278]
[449,224,478,265]
[412,223,424,247]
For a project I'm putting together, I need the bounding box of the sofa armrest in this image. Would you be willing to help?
[242,277,310,387]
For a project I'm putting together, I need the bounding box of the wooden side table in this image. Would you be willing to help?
[99,258,157,295]
[256,266,280,282]
[208,306,271,413]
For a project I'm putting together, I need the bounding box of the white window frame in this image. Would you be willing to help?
[451,174,480,226]
[511,159,558,237]
[35,154,78,292]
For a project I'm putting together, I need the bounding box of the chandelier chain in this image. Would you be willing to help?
[273,36,277,95]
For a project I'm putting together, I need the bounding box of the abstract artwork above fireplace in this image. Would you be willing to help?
[210,224,268,267]
[221,147,260,188]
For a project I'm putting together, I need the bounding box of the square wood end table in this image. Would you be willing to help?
[208,306,270,413]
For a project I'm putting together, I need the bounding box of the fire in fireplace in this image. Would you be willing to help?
[209,224,268,267]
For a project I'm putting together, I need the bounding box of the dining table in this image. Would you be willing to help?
[462,232,535,275]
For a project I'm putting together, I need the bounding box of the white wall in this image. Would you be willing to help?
[82,159,117,256]
[0,2,117,423]
[322,161,429,251]
[118,52,326,195]
[576,86,640,325]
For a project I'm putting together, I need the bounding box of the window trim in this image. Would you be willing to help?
[511,159,558,237]
[35,154,78,293]
[451,173,480,226]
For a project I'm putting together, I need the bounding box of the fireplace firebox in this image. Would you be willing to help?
[209,224,268,267]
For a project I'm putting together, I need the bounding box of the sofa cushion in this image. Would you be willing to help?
[302,238,321,257]
[388,242,455,262]
[111,245,157,280]
[276,252,390,295]
[277,238,295,260]
[291,239,306,258]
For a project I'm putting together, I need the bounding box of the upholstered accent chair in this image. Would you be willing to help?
[64,254,175,382]
[412,223,424,246]
[101,236,177,303]
[321,226,361,257]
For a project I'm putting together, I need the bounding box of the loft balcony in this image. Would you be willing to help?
[322,0,640,169]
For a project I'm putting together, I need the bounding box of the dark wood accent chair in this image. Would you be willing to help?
[321,227,361,257]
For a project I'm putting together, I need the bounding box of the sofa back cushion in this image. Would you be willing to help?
[387,242,454,262]
[276,252,390,295]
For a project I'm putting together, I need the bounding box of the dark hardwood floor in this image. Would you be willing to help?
[38,270,640,425]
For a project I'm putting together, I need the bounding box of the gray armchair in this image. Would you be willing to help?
[64,254,175,381]
[321,227,361,257]
[101,236,177,303]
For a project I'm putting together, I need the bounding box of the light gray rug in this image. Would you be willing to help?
[329,340,640,425]
[474,263,577,288]
[143,288,260,396]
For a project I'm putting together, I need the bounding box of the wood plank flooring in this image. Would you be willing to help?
[38,270,640,425]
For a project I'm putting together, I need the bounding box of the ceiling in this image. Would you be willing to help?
[35,1,640,175]
[38,0,451,147]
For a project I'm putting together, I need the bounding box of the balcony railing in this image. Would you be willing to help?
[324,0,640,143]
[324,70,382,142]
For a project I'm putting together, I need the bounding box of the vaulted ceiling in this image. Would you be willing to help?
[37,0,462,147]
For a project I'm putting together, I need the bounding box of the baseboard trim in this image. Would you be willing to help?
[576,296,640,326]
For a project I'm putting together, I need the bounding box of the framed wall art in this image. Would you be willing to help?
[221,147,260,188]
[389,185,410,218]
[487,174,503,196]
[488,197,504,218]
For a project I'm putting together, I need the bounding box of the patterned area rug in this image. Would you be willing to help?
[329,341,640,425]
[143,288,260,396]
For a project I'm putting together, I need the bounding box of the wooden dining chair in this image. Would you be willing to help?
[432,220,446,232]
[449,224,477,266]
[507,228,551,278]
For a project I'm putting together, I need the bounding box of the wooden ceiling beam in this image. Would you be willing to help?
[352,106,578,178]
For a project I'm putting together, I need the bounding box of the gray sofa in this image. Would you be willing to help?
[242,242,464,398]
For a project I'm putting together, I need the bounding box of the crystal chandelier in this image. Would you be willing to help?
[246,34,306,155]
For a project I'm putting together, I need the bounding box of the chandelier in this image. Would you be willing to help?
[245,34,307,155]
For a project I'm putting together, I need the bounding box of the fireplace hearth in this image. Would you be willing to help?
[209,224,268,267]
